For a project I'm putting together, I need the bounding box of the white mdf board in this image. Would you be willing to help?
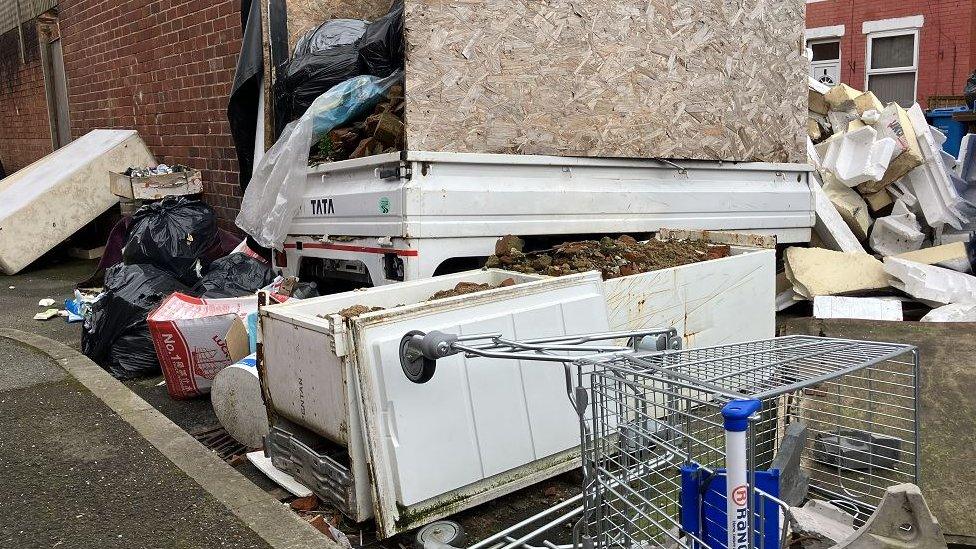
[604,248,777,348]
[0,130,154,274]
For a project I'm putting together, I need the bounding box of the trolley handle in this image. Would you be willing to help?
[399,328,680,384]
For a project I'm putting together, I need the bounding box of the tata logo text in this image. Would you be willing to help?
[310,198,335,216]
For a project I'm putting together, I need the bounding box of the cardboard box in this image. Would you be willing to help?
[110,168,203,200]
[148,293,255,399]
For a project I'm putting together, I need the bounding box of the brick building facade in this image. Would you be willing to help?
[806,0,976,108]
[0,1,245,230]
[0,20,52,173]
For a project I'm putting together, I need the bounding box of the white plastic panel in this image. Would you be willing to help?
[354,272,608,536]
[604,248,776,348]
[365,293,607,506]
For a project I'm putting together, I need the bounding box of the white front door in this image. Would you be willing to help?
[808,39,841,86]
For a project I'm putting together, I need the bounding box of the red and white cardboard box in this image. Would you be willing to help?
[148,293,255,400]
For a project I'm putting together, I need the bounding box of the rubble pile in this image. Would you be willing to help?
[428,278,516,300]
[309,84,404,164]
[784,79,976,320]
[486,235,728,279]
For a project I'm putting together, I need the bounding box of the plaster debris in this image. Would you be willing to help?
[784,248,888,298]
[884,256,976,306]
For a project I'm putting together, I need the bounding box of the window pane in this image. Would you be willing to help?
[870,34,915,69]
[810,41,840,61]
[868,72,916,106]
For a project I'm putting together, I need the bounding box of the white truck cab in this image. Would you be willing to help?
[278,150,814,289]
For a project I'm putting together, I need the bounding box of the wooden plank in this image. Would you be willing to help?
[403,0,806,163]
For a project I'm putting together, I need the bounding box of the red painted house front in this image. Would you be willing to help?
[806,0,976,108]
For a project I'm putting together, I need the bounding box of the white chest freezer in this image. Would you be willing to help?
[260,270,610,537]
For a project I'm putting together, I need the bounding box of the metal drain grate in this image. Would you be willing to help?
[190,424,249,462]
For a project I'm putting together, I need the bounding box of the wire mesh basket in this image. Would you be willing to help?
[398,331,919,549]
[578,335,918,549]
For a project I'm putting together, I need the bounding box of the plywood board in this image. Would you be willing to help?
[403,0,806,162]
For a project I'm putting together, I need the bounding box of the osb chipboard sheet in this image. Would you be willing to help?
[287,0,392,49]
[403,0,807,163]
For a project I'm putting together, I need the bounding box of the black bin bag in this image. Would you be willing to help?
[81,264,189,379]
[358,1,404,78]
[123,197,219,284]
[192,252,275,298]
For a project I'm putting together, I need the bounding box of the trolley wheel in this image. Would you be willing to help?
[400,330,437,384]
[415,520,466,549]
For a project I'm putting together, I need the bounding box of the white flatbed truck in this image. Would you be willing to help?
[278,150,814,289]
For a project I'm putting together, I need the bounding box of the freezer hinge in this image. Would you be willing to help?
[328,314,350,357]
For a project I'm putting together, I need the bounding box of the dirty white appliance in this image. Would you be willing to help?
[277,152,813,287]
[603,230,777,348]
[259,270,639,537]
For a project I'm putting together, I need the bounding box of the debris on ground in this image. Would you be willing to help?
[793,77,976,318]
[289,494,320,512]
[789,500,857,549]
[428,278,516,300]
[37,298,55,307]
[33,308,59,321]
[485,235,725,279]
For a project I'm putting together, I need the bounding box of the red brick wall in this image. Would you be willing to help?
[807,0,975,108]
[0,23,53,173]
[58,0,245,230]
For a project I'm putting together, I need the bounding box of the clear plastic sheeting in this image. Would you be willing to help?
[237,71,404,249]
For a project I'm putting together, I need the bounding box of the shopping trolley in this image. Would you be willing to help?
[399,330,920,549]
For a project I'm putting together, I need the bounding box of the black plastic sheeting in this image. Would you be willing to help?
[294,19,367,57]
[358,2,404,78]
[227,0,264,191]
[81,264,190,379]
[192,252,275,298]
[277,1,404,125]
[123,197,220,285]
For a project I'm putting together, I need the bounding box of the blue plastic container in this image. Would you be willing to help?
[926,106,970,157]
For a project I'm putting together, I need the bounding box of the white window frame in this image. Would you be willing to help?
[865,28,920,105]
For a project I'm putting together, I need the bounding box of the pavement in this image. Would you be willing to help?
[0,257,334,548]
[1,256,219,434]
